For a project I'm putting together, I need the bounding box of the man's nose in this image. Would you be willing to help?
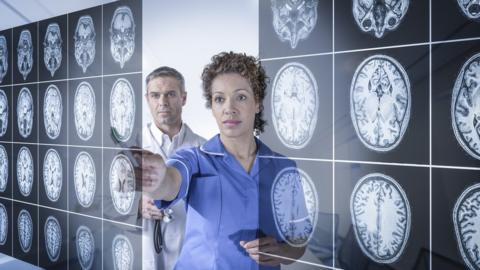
[159,94,168,105]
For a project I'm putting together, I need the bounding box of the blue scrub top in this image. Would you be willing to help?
[156,135,307,270]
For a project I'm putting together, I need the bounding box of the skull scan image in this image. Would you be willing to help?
[350,173,411,263]
[351,55,411,152]
[352,0,409,38]
[112,234,133,270]
[17,209,33,253]
[0,145,7,192]
[0,89,8,137]
[17,147,33,197]
[452,53,480,160]
[17,87,34,138]
[458,0,480,19]
[76,225,95,270]
[272,167,317,247]
[109,154,135,215]
[271,0,318,49]
[44,216,62,262]
[74,15,96,73]
[74,81,96,141]
[0,203,7,245]
[0,35,8,83]
[110,78,135,142]
[453,183,480,270]
[74,151,96,208]
[43,149,62,202]
[110,6,136,68]
[17,30,33,80]
[272,62,318,149]
[43,84,63,140]
[43,23,62,77]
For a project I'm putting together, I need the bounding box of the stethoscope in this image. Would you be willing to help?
[154,208,174,254]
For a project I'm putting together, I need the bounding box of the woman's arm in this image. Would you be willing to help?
[240,237,306,267]
[140,151,182,201]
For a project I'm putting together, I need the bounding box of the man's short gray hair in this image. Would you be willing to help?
[145,66,185,92]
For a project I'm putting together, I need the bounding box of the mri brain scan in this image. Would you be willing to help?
[0,89,8,137]
[272,62,318,149]
[17,87,34,138]
[109,154,135,215]
[453,183,480,270]
[352,0,409,38]
[272,167,317,247]
[351,55,411,152]
[17,146,33,197]
[43,84,63,140]
[0,203,7,245]
[74,15,96,73]
[17,209,33,253]
[110,78,135,142]
[17,30,33,80]
[74,81,96,141]
[452,53,480,160]
[0,35,8,83]
[76,225,95,270]
[350,173,411,263]
[270,0,318,49]
[43,23,62,77]
[44,216,62,262]
[110,6,135,68]
[74,151,96,208]
[112,234,133,270]
[458,0,480,19]
[0,145,7,192]
[43,149,62,202]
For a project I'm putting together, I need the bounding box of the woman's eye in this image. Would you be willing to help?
[238,95,247,101]
[214,96,224,103]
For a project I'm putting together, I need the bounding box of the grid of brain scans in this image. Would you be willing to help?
[0,0,143,268]
[260,1,479,270]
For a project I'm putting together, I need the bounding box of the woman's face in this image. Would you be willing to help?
[211,73,259,139]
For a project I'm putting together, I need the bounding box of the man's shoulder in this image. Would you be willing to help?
[183,123,207,146]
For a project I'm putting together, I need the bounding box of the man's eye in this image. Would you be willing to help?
[151,93,160,99]
[168,92,176,97]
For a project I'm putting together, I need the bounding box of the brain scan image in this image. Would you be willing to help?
[110,78,135,142]
[43,23,62,77]
[17,146,33,197]
[270,0,318,49]
[112,234,133,270]
[458,0,480,19]
[453,183,480,270]
[76,225,95,270]
[110,6,135,68]
[0,89,8,137]
[17,87,34,138]
[43,84,63,140]
[452,53,480,160]
[43,149,62,202]
[74,15,96,73]
[352,0,409,38]
[272,167,317,247]
[0,145,7,192]
[44,216,61,262]
[74,81,96,141]
[350,173,411,263]
[0,35,8,83]
[74,151,96,208]
[109,154,135,215]
[351,55,411,152]
[17,209,33,253]
[17,30,33,80]
[0,203,7,245]
[272,63,318,149]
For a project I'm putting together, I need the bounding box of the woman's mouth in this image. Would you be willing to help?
[223,120,241,127]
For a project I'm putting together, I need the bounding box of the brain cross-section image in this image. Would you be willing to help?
[0,145,7,192]
[270,0,318,49]
[43,23,62,77]
[43,149,62,202]
[457,0,480,20]
[74,151,96,208]
[43,84,63,140]
[17,30,33,80]
[17,87,34,138]
[0,35,8,83]
[74,15,96,73]
[351,55,411,152]
[272,167,317,247]
[76,225,95,270]
[452,53,480,160]
[453,183,480,270]
[0,89,8,137]
[0,203,7,245]
[17,209,33,253]
[17,147,33,197]
[112,234,133,270]
[272,62,318,149]
[352,0,409,38]
[350,173,411,264]
[44,216,61,262]
[74,81,96,141]
[110,6,135,68]
[110,78,135,142]
[109,154,135,215]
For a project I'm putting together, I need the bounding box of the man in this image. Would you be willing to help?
[142,66,205,270]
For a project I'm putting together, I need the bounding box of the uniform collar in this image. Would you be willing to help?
[199,134,276,157]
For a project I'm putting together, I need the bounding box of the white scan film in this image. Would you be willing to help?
[43,149,62,202]
[74,151,96,208]
[270,0,318,49]
[0,145,7,192]
[44,216,62,262]
[109,154,135,215]
[74,15,96,73]
[74,81,96,141]
[352,0,409,38]
[350,173,411,264]
[0,203,7,245]
[0,89,8,137]
[272,62,318,149]
[43,23,62,77]
[112,234,133,270]
[457,0,480,20]
[0,35,8,83]
[17,30,33,80]
[110,6,135,68]
[17,209,33,253]
[76,225,95,270]
[271,167,317,247]
[453,183,480,270]
[110,78,135,142]
[452,53,480,160]
[351,55,411,152]
[43,84,63,140]
[17,146,33,197]
[17,87,34,138]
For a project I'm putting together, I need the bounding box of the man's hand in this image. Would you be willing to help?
[141,194,164,220]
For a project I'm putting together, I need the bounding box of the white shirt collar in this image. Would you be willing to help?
[149,122,187,147]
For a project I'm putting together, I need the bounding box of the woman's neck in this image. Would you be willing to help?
[220,133,257,172]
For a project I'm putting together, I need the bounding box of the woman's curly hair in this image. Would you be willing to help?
[201,51,268,135]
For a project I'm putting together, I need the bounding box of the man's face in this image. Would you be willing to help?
[146,76,186,128]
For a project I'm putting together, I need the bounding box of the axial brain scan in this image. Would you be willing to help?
[76,225,95,270]
[44,216,62,262]
[17,146,33,197]
[0,145,7,192]
[43,149,62,202]
[457,0,480,19]
[43,84,63,140]
[112,234,133,270]
[74,151,96,208]
[43,23,62,77]
[17,209,33,253]
[109,154,135,215]
[0,89,8,137]
[74,15,96,73]
[17,30,33,80]
[17,87,34,138]
[110,6,135,68]
[0,35,8,83]
[110,78,135,142]
[0,203,7,245]
[74,81,96,141]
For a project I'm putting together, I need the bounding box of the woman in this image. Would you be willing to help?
[141,52,308,269]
